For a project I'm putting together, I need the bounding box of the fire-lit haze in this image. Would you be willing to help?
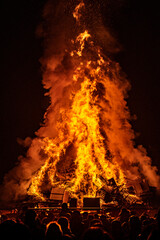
[1,0,160,204]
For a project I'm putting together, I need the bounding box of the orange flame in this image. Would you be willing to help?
[27,1,160,202]
[73,1,85,22]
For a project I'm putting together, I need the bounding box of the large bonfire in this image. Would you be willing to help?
[28,0,160,201]
[1,0,160,204]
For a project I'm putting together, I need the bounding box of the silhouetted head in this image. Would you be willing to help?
[94,214,99,219]
[119,208,130,222]
[129,215,141,236]
[100,215,106,222]
[12,223,31,240]
[90,219,103,228]
[24,209,36,227]
[88,215,94,222]
[70,210,81,223]
[82,226,112,240]
[140,213,148,223]
[62,203,68,211]
[83,212,88,220]
[46,221,62,240]
[0,220,16,239]
[58,217,69,230]
[111,220,123,239]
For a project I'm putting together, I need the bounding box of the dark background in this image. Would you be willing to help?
[1,0,160,184]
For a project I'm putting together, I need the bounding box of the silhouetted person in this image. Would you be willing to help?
[24,209,45,240]
[140,212,148,223]
[82,212,89,230]
[58,217,74,237]
[111,220,123,240]
[60,203,70,217]
[100,215,111,233]
[94,213,99,219]
[70,211,84,238]
[24,209,37,228]
[121,221,130,240]
[138,222,154,240]
[82,226,112,240]
[90,219,103,228]
[45,221,62,240]
[88,215,94,222]
[129,215,141,240]
[147,208,160,240]
[82,212,88,220]
[119,208,130,223]
[0,221,31,240]
[12,223,31,240]
[0,219,16,240]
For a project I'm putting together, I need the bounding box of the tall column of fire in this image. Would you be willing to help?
[27,1,160,202]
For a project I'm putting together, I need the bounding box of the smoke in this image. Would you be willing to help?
[36,0,121,138]
[1,0,116,203]
[1,0,160,204]
[0,0,76,203]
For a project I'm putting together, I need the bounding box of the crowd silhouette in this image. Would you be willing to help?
[0,203,160,240]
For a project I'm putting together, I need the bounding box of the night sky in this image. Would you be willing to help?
[1,0,160,185]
